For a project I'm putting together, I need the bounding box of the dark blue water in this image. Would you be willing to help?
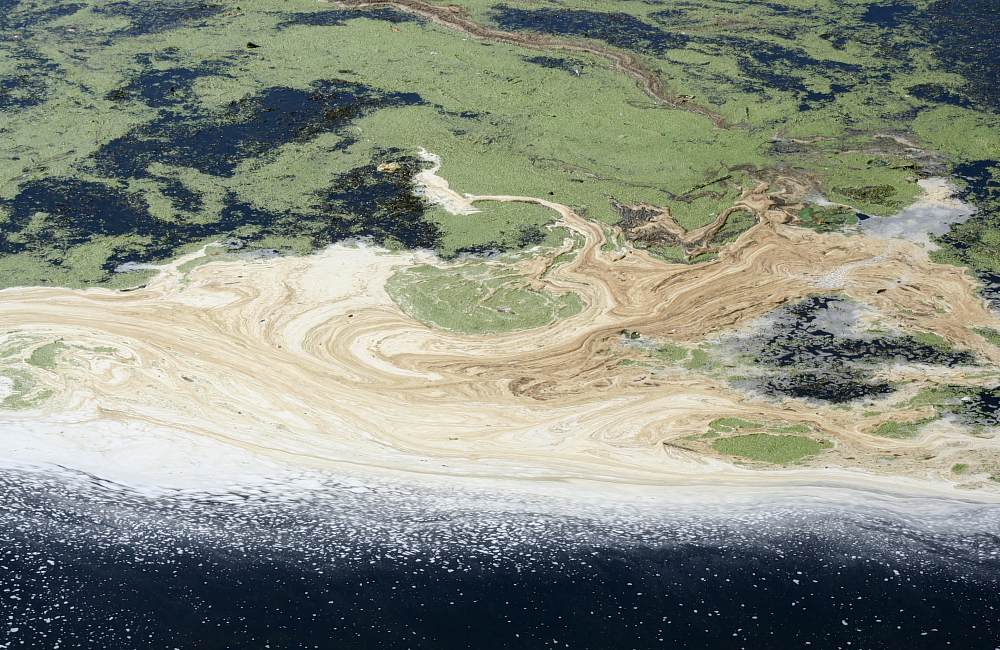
[2,468,999,649]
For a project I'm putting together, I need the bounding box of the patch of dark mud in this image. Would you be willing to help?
[106,66,214,109]
[95,0,226,36]
[276,8,421,28]
[860,3,916,29]
[522,55,585,76]
[706,0,816,19]
[154,174,205,214]
[906,82,972,108]
[0,1,79,112]
[641,8,699,27]
[650,2,814,39]
[311,155,440,249]
[910,0,1000,112]
[977,273,1000,310]
[750,371,895,403]
[440,109,482,120]
[0,47,57,111]
[0,1,84,30]
[934,160,1000,308]
[94,79,422,178]
[750,297,975,367]
[929,386,1000,428]
[953,386,1000,427]
[514,223,546,247]
[491,7,688,55]
[447,223,546,259]
[0,178,158,253]
[727,296,976,403]
[692,36,859,108]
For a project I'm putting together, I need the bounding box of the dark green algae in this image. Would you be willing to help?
[1,0,999,292]
[492,6,689,55]
[0,1,456,286]
[931,159,1000,308]
[1,151,439,274]
[501,0,1000,290]
[914,385,1000,429]
[0,0,592,286]
[94,79,422,179]
[0,71,441,281]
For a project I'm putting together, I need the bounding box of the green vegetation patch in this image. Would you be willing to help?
[929,161,1000,304]
[653,343,689,363]
[386,261,582,334]
[0,336,54,410]
[974,327,1000,348]
[796,206,858,233]
[2,0,999,295]
[0,370,52,410]
[902,384,998,430]
[834,184,897,206]
[909,331,956,351]
[869,418,936,439]
[685,348,712,370]
[27,341,65,370]
[711,433,830,464]
[906,385,967,409]
[644,341,716,371]
[709,417,764,432]
[430,202,560,258]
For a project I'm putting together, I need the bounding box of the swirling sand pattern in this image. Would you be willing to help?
[0,164,997,495]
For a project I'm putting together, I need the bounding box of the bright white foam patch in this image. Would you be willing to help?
[860,177,976,246]
[0,414,301,494]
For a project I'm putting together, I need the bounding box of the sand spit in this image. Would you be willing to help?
[0,158,998,501]
[412,148,481,214]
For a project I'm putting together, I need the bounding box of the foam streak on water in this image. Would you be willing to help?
[1,464,998,649]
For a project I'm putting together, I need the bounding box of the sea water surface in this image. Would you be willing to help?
[2,465,999,649]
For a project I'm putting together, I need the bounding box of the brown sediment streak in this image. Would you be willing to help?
[327,0,728,127]
[613,184,768,259]
[1,173,997,491]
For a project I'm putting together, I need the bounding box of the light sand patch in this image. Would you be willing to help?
[0,167,997,499]
[413,148,480,214]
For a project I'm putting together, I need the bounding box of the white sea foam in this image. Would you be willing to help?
[860,177,976,246]
[0,376,13,402]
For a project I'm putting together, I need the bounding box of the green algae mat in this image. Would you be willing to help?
[0,0,997,298]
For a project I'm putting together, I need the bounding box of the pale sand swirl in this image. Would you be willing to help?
[0,163,997,501]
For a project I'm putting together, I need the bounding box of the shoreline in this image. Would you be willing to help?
[3,411,999,509]
[0,159,997,506]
